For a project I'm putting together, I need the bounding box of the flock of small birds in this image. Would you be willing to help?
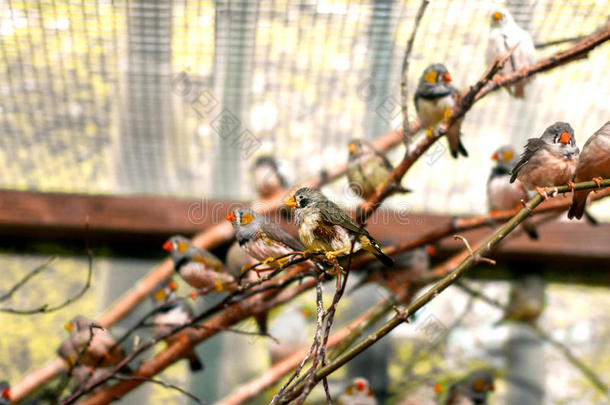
[6,8,608,405]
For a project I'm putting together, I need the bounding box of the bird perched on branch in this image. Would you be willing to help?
[415,63,468,159]
[487,8,536,98]
[58,316,129,372]
[568,121,610,219]
[226,208,305,268]
[347,139,411,199]
[150,279,204,372]
[253,155,288,199]
[446,370,494,405]
[488,145,538,239]
[285,187,393,266]
[510,122,579,199]
[338,377,378,405]
[163,235,234,291]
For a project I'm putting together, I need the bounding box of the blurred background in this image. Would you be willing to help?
[0,0,609,404]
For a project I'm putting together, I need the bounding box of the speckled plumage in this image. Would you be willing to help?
[289,188,393,266]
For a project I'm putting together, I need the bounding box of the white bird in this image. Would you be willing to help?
[338,377,378,405]
[487,9,536,98]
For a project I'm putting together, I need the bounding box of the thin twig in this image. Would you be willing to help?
[456,281,610,397]
[276,179,610,403]
[111,375,205,404]
[400,0,429,145]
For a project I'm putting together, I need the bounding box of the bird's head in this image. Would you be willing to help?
[491,9,513,27]
[64,315,93,333]
[285,187,324,209]
[468,370,495,397]
[345,377,373,397]
[225,208,261,231]
[348,139,363,156]
[152,279,177,303]
[541,122,577,156]
[419,63,453,88]
[491,145,517,171]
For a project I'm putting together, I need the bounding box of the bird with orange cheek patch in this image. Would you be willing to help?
[286,187,393,266]
[568,121,610,220]
[446,370,494,405]
[415,63,468,159]
[163,235,234,291]
[510,122,579,199]
[338,377,377,405]
[57,316,130,372]
[150,279,204,372]
[226,208,305,268]
[488,145,538,239]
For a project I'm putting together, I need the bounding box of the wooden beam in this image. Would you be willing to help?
[0,190,608,281]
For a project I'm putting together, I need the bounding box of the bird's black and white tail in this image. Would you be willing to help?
[366,238,394,267]
[188,352,204,372]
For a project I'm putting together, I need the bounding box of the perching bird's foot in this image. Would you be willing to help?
[443,108,453,120]
[490,209,501,218]
[492,74,505,86]
[262,257,275,265]
[520,67,528,75]
[535,186,549,200]
[324,247,350,261]
[426,126,435,138]
[592,177,603,189]
[567,181,575,195]
[214,279,224,292]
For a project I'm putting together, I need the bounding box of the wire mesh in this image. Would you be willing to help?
[0,0,608,216]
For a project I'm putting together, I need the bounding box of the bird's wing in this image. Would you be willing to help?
[261,220,305,251]
[510,138,546,182]
[487,28,508,63]
[192,248,224,271]
[318,200,369,237]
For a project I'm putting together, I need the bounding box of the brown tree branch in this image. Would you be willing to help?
[276,179,610,403]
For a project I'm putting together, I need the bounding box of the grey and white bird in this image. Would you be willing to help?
[285,187,393,266]
[347,139,410,199]
[338,377,378,405]
[488,145,538,239]
[568,121,610,219]
[150,279,204,372]
[414,63,467,159]
[446,370,494,405]
[226,208,305,267]
[58,316,129,371]
[510,122,579,199]
[253,155,288,199]
[163,235,234,291]
[487,8,536,98]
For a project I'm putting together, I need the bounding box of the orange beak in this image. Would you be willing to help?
[64,322,73,332]
[225,212,236,222]
[2,388,10,400]
[493,11,502,21]
[434,383,443,394]
[168,281,177,291]
[348,143,357,153]
[162,240,173,251]
[442,72,452,82]
[559,131,571,144]
[426,245,437,255]
[285,195,297,208]
[491,152,498,161]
